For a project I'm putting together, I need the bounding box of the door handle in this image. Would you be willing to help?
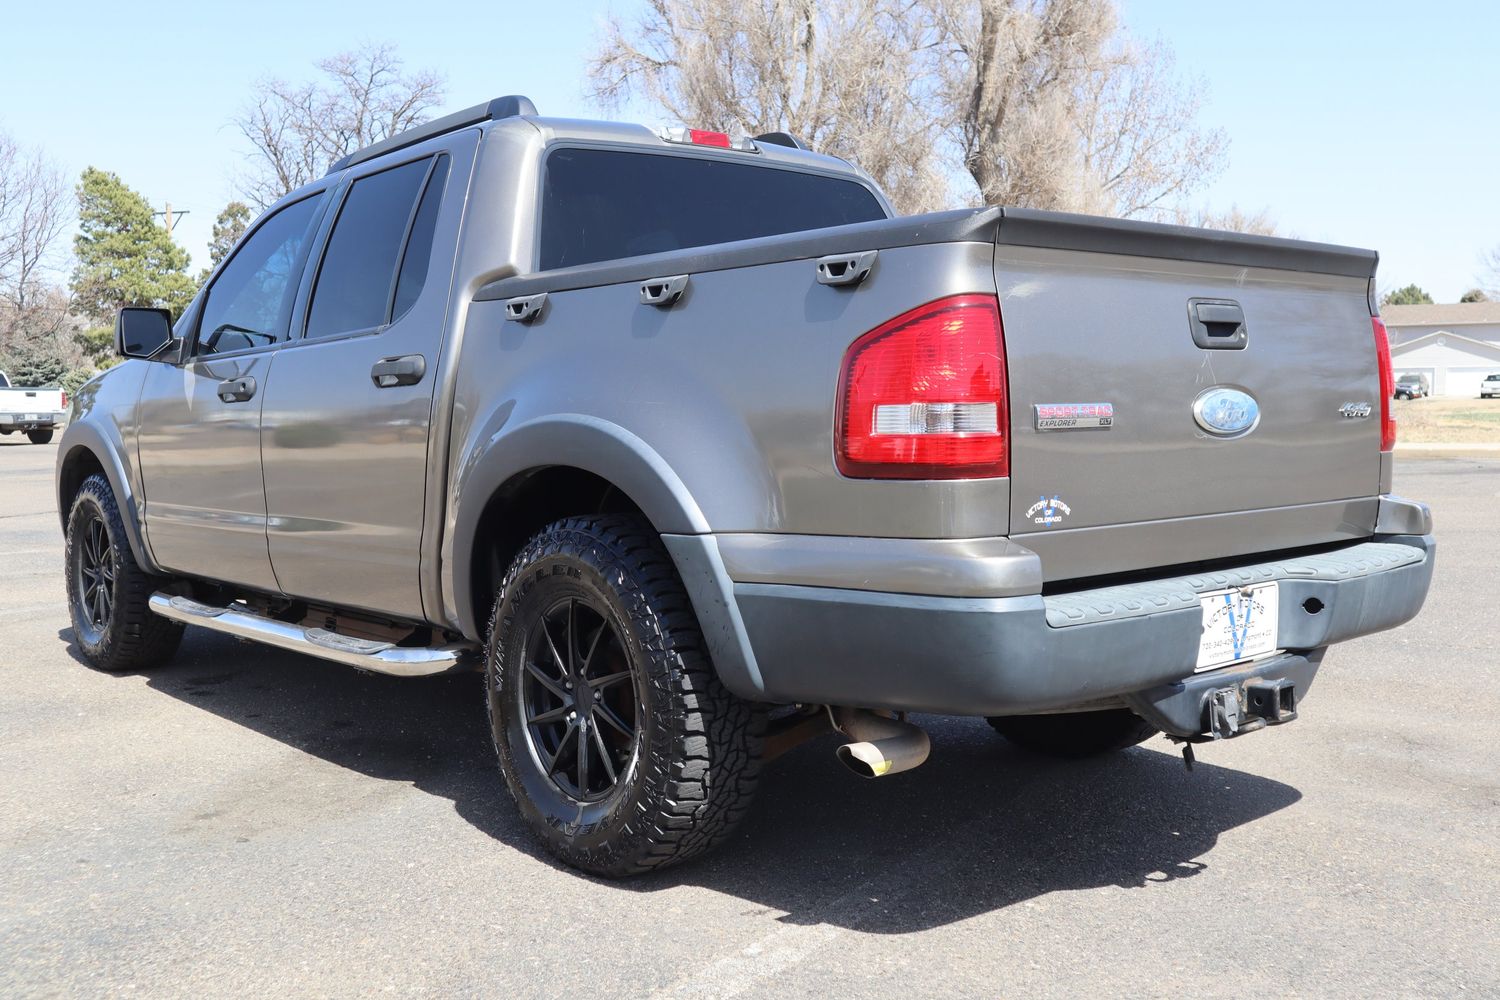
[370,354,426,388]
[216,376,257,403]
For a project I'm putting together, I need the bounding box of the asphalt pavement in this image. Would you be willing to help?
[2,438,1496,998]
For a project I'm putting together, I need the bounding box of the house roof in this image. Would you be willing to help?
[1382,302,1500,327]
[1389,329,1500,360]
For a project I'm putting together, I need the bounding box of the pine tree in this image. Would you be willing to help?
[2,341,69,387]
[69,167,196,324]
[198,201,253,283]
[1381,284,1434,307]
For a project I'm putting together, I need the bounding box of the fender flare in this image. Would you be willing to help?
[448,414,709,634]
[56,423,160,575]
[445,414,765,698]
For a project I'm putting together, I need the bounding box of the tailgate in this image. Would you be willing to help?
[0,388,63,410]
[992,211,1382,575]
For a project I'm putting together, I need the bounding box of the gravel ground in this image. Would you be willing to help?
[2,439,1496,999]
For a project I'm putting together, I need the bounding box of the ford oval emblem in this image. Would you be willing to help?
[1193,387,1260,437]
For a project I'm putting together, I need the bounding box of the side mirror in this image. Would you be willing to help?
[115,307,174,360]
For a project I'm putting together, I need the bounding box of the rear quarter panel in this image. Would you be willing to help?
[446,240,1009,540]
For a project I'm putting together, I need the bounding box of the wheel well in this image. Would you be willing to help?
[58,446,106,526]
[469,467,650,634]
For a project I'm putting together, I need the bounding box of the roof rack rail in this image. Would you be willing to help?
[754,131,807,151]
[326,95,538,175]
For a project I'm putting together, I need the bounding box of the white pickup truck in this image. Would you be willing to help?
[0,370,67,444]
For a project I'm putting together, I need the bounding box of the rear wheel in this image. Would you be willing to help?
[65,474,184,672]
[27,429,53,444]
[486,514,764,877]
[987,708,1158,758]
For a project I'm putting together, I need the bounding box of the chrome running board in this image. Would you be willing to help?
[148,593,474,677]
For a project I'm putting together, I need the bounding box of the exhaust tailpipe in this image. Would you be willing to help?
[833,708,930,778]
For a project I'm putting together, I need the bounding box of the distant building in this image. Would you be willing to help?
[1382,302,1500,398]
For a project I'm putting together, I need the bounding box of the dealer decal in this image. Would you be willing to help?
[1026,495,1072,527]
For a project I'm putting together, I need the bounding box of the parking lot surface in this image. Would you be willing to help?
[2,438,1496,998]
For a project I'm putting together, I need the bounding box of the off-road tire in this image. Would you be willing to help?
[987,708,1158,758]
[27,429,53,444]
[65,474,184,672]
[486,514,764,877]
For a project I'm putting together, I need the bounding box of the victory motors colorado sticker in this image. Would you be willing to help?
[1026,495,1072,527]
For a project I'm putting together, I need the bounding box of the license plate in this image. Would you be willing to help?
[1196,582,1279,671]
[24,413,39,421]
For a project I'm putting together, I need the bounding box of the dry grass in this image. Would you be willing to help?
[1393,396,1500,444]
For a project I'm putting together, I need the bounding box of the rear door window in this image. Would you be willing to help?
[539,148,887,270]
[305,156,446,340]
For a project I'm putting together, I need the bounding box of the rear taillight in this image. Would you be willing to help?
[1372,316,1396,451]
[60,390,68,410]
[836,294,1008,479]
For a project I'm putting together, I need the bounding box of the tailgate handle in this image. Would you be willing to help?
[639,274,689,308]
[816,250,877,287]
[1189,298,1248,350]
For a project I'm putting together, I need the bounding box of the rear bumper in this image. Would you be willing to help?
[0,410,65,429]
[666,497,1434,732]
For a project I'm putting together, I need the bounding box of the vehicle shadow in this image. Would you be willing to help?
[63,626,1303,934]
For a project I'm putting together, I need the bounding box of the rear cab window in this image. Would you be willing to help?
[538,147,887,270]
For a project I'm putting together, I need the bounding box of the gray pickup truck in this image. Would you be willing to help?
[57,96,1434,876]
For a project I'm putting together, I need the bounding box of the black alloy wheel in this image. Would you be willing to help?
[72,507,116,644]
[64,473,184,672]
[487,514,764,877]
[519,597,641,803]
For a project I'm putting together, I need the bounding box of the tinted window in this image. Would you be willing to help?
[197,195,323,354]
[305,158,431,340]
[391,157,450,322]
[539,148,887,270]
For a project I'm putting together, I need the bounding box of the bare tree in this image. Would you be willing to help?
[0,130,70,313]
[929,0,1227,216]
[233,44,445,208]
[589,1,952,214]
[590,0,1227,219]
[1481,246,1500,298]
[1171,203,1280,237]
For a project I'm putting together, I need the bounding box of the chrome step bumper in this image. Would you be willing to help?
[148,593,474,677]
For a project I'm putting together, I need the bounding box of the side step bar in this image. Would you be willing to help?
[148,593,475,677]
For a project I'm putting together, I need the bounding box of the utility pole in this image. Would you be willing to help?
[154,202,190,236]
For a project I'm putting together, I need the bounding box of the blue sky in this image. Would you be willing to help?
[2,0,1494,300]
